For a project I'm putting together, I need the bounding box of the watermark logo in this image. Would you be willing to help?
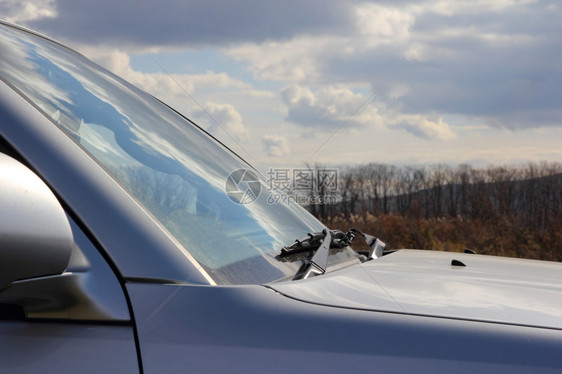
[225,169,261,204]
[266,168,338,193]
[226,168,339,205]
[267,193,338,205]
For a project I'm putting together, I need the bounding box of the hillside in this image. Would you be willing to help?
[303,162,562,262]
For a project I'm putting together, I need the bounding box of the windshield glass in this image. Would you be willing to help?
[0,24,358,285]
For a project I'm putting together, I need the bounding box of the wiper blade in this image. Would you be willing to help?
[279,229,351,258]
[279,231,326,257]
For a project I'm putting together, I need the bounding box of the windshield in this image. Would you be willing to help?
[0,24,358,285]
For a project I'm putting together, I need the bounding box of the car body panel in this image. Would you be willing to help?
[0,322,138,373]
[127,282,562,373]
[271,250,562,329]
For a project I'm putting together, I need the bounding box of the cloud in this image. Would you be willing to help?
[192,101,248,141]
[226,1,562,132]
[390,2,562,127]
[280,85,381,129]
[262,135,289,157]
[0,0,56,23]
[73,47,263,127]
[227,39,325,82]
[25,0,354,49]
[392,115,456,140]
[279,85,455,141]
[355,3,414,41]
[78,48,196,99]
[225,14,412,84]
[224,4,415,83]
[415,0,538,16]
[13,0,561,132]
[485,110,562,131]
[6,0,561,166]
[81,47,251,92]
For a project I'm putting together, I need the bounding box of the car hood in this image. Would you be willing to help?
[269,250,562,329]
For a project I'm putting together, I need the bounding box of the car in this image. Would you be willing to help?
[0,20,561,373]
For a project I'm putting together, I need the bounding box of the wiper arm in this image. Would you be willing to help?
[279,229,352,280]
[291,229,332,280]
[278,228,386,281]
[348,229,386,259]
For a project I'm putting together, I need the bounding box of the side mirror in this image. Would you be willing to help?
[0,153,73,291]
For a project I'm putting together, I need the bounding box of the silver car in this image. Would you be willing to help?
[0,21,561,373]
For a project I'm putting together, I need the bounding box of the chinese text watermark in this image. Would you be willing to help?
[225,168,339,205]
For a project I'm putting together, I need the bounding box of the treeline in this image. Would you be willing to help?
[305,162,562,262]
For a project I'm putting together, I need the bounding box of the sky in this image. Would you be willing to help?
[2,0,562,173]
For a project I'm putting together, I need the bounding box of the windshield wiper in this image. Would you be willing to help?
[279,229,351,257]
[278,228,387,281]
[287,229,332,280]
[279,229,351,280]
